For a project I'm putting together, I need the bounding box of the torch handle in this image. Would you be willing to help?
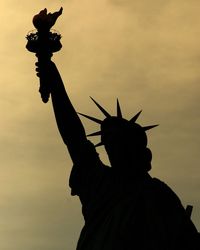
[39,76,50,103]
[37,53,52,103]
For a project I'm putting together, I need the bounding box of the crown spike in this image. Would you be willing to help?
[87,131,102,137]
[143,124,159,131]
[130,110,142,123]
[117,99,123,118]
[95,142,104,147]
[78,112,102,124]
[90,97,111,118]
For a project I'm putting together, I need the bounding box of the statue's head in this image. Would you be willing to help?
[79,98,158,172]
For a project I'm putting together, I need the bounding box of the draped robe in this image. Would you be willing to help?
[69,141,199,250]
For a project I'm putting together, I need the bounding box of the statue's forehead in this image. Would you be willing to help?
[101,117,140,128]
[101,117,129,130]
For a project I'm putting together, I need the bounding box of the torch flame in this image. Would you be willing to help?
[33,7,63,32]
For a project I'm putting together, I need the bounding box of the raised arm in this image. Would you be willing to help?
[36,59,87,164]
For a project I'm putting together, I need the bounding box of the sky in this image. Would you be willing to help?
[0,0,200,249]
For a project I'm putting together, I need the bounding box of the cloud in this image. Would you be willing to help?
[0,1,200,250]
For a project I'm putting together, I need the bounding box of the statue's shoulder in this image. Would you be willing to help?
[150,177,182,208]
[151,177,176,195]
[151,177,170,188]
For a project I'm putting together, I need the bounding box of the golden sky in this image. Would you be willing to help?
[0,0,200,249]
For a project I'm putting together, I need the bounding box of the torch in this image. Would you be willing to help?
[26,7,63,103]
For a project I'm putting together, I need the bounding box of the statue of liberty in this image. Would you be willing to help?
[27,8,199,250]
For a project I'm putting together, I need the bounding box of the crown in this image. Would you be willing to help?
[78,97,158,147]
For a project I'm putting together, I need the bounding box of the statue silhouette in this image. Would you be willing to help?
[35,60,199,250]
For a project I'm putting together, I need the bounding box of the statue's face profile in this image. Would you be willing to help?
[101,117,148,167]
